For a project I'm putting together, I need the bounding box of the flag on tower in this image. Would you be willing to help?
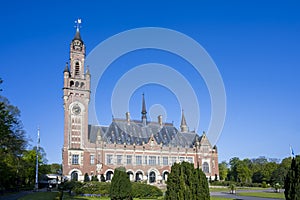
[290,145,295,158]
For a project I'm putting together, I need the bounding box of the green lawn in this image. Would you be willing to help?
[19,190,284,200]
[209,187,230,192]
[210,197,234,200]
[63,194,163,200]
[18,191,58,200]
[238,192,285,199]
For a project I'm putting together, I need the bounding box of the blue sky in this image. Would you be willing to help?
[0,1,299,164]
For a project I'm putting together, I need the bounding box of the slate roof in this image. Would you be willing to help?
[88,119,201,148]
[73,29,82,42]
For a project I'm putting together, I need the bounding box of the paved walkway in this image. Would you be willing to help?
[210,188,284,200]
[0,191,32,200]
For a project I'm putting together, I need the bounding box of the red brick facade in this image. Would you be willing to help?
[62,29,219,183]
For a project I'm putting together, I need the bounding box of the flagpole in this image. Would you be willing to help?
[35,127,40,191]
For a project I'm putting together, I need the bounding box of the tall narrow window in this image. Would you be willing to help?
[117,155,122,165]
[127,155,132,165]
[75,62,80,75]
[203,162,209,173]
[72,154,79,165]
[163,157,168,166]
[149,156,156,166]
[106,154,113,164]
[90,155,95,165]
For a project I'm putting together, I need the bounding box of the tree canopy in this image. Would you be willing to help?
[284,156,300,199]
[110,167,132,200]
[0,84,27,190]
[0,79,49,191]
[165,161,210,200]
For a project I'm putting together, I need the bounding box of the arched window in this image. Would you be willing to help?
[135,171,143,182]
[127,171,134,181]
[149,171,156,183]
[106,171,114,181]
[71,171,78,181]
[203,162,209,173]
[163,171,169,181]
[75,62,80,76]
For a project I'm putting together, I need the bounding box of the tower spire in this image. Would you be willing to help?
[141,93,147,125]
[180,109,188,132]
[73,19,82,41]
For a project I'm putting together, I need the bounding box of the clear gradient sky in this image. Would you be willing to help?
[0,1,299,164]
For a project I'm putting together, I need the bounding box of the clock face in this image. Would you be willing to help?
[73,40,82,50]
[72,104,81,115]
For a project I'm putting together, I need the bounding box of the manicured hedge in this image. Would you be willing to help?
[63,181,162,198]
[73,181,111,196]
[132,182,163,198]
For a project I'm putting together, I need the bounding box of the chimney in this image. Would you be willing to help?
[158,115,163,126]
[126,112,130,124]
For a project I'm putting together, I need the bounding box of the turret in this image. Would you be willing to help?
[141,93,147,126]
[180,109,189,132]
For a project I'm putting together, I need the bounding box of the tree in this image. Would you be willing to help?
[236,160,252,183]
[84,173,90,182]
[91,175,99,181]
[0,86,27,190]
[218,161,228,181]
[271,157,292,186]
[50,163,62,174]
[110,167,132,200]
[227,157,240,181]
[22,147,48,186]
[165,162,210,200]
[100,174,105,182]
[284,156,300,200]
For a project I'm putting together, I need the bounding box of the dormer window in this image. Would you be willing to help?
[75,62,80,76]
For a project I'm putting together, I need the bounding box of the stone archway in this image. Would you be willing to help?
[127,171,134,181]
[71,171,78,181]
[106,171,114,181]
[149,171,156,183]
[135,171,143,182]
[163,171,169,181]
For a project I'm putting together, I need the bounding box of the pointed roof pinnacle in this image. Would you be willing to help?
[141,93,147,120]
[73,28,82,42]
[180,109,188,132]
[181,109,187,126]
[73,19,82,42]
[64,62,69,73]
[86,65,90,75]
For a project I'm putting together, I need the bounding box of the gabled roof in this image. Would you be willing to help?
[88,119,201,148]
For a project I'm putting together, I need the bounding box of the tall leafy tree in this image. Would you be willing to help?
[0,81,27,190]
[110,167,132,200]
[22,147,48,186]
[165,161,210,200]
[227,157,240,181]
[218,161,228,181]
[284,156,300,200]
[271,157,291,186]
[236,161,252,183]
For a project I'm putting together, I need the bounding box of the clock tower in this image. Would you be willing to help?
[62,20,91,180]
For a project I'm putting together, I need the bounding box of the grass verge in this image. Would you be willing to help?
[238,192,285,199]
[210,197,234,200]
[18,191,58,200]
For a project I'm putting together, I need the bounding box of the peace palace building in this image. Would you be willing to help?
[62,28,219,184]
